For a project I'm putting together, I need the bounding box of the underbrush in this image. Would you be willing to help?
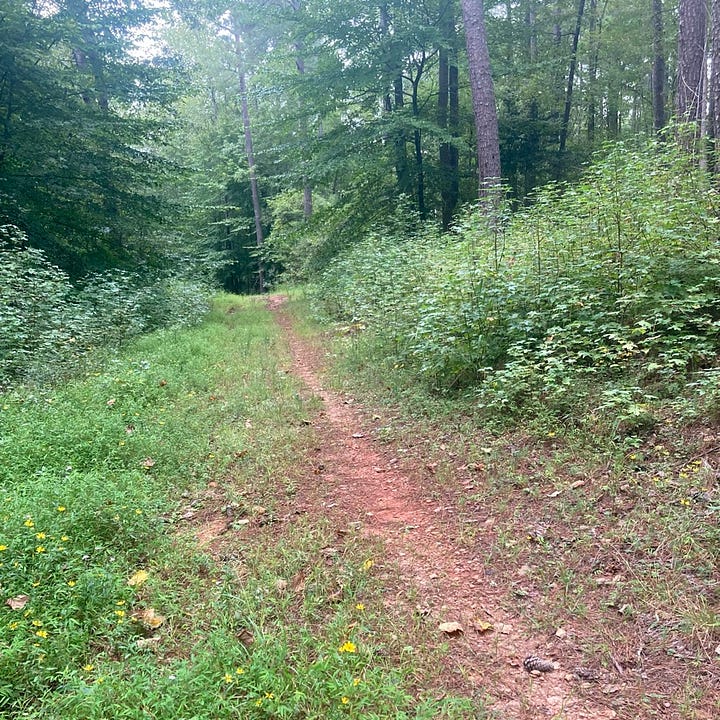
[0,224,211,388]
[314,142,720,433]
[0,295,478,719]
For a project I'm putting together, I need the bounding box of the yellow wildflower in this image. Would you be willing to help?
[35,546,45,553]
[36,630,48,638]
[362,559,374,571]
[83,664,95,672]
[35,532,46,540]
[355,603,365,611]
[0,545,7,551]
[24,519,34,528]
[341,697,350,705]
[57,506,66,512]
[338,641,357,654]
[223,673,233,684]
[68,580,76,587]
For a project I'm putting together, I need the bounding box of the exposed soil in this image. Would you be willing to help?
[266,294,623,720]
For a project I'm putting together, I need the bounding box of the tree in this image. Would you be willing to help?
[652,0,667,135]
[558,0,586,154]
[0,0,175,276]
[461,0,501,199]
[677,0,708,131]
[438,0,460,229]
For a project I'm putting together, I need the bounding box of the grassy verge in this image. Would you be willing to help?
[299,294,720,717]
[1,294,478,719]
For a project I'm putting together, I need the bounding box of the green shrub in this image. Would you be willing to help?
[0,226,212,387]
[314,142,720,422]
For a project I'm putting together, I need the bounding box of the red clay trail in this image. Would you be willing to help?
[268,294,619,720]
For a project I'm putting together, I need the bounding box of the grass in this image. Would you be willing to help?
[0,294,482,719]
[305,293,720,717]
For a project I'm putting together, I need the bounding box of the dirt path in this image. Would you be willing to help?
[268,295,619,720]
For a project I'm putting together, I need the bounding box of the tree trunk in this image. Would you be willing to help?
[235,36,265,292]
[290,0,313,219]
[587,0,598,142]
[411,68,426,218]
[677,0,708,129]
[461,0,501,200]
[393,76,412,196]
[439,0,460,230]
[526,0,538,63]
[652,0,667,135]
[559,0,586,153]
[710,0,720,172]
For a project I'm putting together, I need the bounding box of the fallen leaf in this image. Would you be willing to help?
[352,432,365,438]
[291,571,306,594]
[555,628,568,639]
[716,644,720,656]
[106,398,116,407]
[6,594,30,610]
[570,480,586,489]
[135,636,161,649]
[245,419,253,429]
[237,628,255,645]
[133,607,165,629]
[496,623,513,635]
[601,684,624,695]
[140,457,155,469]
[438,621,464,635]
[472,620,494,633]
[128,570,150,587]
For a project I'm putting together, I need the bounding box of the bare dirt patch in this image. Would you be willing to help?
[268,295,625,720]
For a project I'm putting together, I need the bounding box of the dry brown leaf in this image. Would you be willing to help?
[6,594,30,610]
[496,623,513,635]
[291,571,306,594]
[135,636,161,650]
[140,457,155,468]
[237,628,255,645]
[438,621,463,635]
[133,607,165,629]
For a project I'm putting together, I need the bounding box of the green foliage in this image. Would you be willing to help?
[0,0,179,276]
[315,142,720,428]
[0,296,481,719]
[0,225,211,387]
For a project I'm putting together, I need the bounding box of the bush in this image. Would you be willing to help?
[0,226,212,387]
[314,142,720,422]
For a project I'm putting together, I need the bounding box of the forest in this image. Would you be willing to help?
[2,1,720,718]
